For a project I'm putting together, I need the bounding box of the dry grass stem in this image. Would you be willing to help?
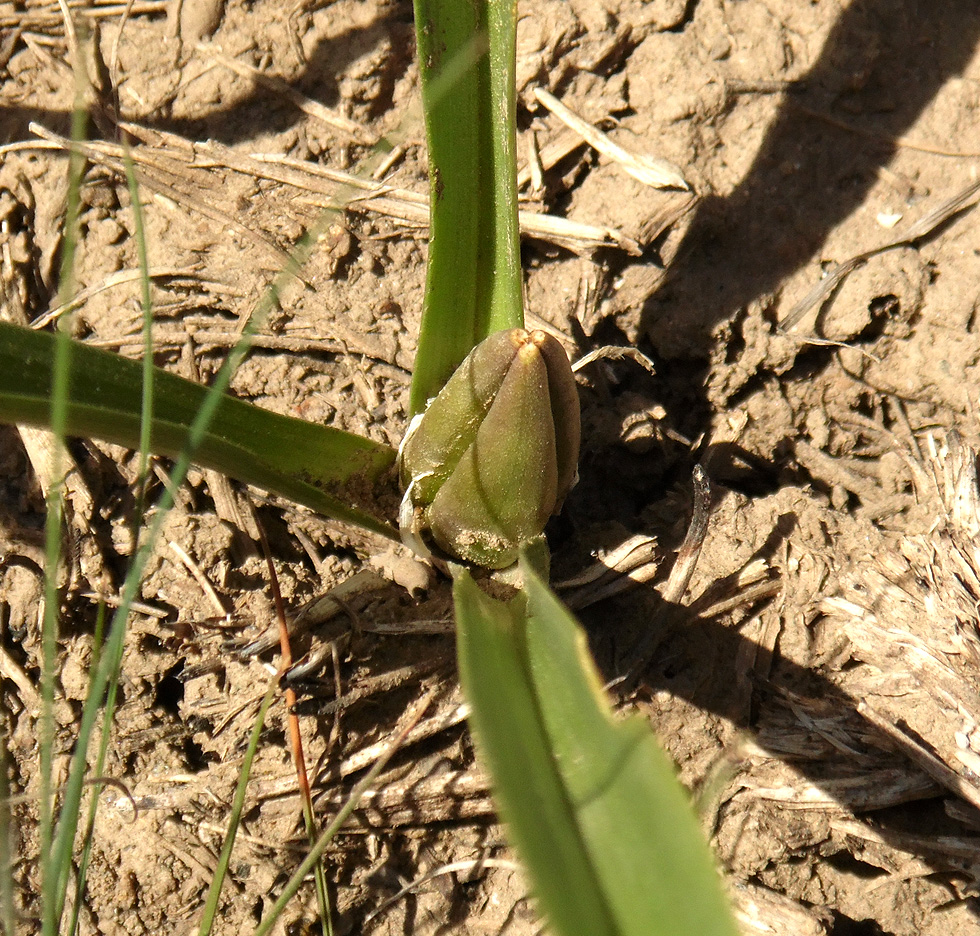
[533,86,690,191]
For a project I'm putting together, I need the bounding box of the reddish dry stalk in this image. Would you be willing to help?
[255,522,317,827]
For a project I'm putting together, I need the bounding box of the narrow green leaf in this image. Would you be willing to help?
[122,133,157,521]
[455,572,617,935]
[0,321,398,538]
[0,726,14,936]
[41,80,88,936]
[410,0,524,412]
[197,677,278,936]
[454,561,740,936]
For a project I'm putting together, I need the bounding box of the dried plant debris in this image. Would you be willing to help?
[824,433,980,810]
[704,433,980,936]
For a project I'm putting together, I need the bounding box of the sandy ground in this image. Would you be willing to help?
[3,0,980,933]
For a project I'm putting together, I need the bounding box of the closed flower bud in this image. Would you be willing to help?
[399,328,580,569]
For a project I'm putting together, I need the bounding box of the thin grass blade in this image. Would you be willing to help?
[0,726,14,936]
[197,678,278,936]
[39,61,89,936]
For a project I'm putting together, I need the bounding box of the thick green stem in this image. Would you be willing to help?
[410,0,524,413]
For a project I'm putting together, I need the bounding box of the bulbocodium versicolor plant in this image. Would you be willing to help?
[398,328,581,569]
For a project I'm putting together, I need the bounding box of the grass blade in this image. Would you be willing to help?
[39,47,89,933]
[0,725,14,936]
[66,140,154,935]
[0,321,398,538]
[454,559,740,936]
[197,677,278,936]
[122,133,156,523]
[252,693,434,936]
[64,603,106,936]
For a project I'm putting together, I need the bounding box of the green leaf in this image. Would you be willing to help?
[410,0,524,412]
[0,321,397,538]
[454,558,739,936]
[197,676,278,936]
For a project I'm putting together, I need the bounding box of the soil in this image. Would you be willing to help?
[2,0,980,933]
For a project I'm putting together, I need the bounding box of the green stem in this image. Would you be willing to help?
[410,0,524,413]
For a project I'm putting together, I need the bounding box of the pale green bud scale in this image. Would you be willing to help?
[398,328,581,569]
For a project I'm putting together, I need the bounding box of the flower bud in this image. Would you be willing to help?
[399,328,580,569]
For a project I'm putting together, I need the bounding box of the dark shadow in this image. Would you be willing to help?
[581,501,980,923]
[609,4,980,898]
[647,610,980,916]
[640,0,980,436]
